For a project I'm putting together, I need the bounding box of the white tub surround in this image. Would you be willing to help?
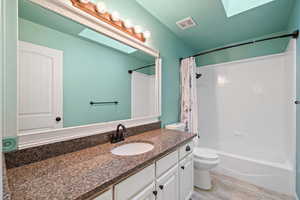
[196,39,297,196]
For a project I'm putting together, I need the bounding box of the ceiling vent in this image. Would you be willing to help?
[176,17,197,30]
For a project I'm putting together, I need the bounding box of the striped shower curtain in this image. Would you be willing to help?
[180,57,199,136]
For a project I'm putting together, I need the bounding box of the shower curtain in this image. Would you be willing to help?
[180,57,199,136]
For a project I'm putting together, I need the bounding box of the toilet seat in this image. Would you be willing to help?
[194,147,219,161]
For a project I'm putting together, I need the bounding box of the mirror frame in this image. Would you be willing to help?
[18,0,161,149]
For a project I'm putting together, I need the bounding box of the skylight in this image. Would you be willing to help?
[78,28,137,54]
[221,0,275,17]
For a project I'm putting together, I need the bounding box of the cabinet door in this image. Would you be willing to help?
[131,182,156,200]
[156,165,179,200]
[94,189,113,200]
[179,154,193,200]
[115,164,155,200]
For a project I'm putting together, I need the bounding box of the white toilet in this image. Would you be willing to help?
[194,147,220,190]
[165,123,220,190]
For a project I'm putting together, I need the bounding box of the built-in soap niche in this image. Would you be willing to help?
[71,0,151,42]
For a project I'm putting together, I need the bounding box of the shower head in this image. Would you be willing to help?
[196,73,202,79]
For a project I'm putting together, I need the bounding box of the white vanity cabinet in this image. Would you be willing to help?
[113,141,194,200]
[93,189,113,200]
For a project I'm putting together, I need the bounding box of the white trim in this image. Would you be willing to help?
[18,115,160,149]
[29,0,159,58]
[16,2,19,141]
[0,0,2,194]
[197,52,286,70]
[156,58,162,116]
[295,193,299,200]
[2,0,7,138]
[287,39,297,196]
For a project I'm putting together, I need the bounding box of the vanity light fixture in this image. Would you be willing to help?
[143,30,151,39]
[124,19,133,28]
[79,0,90,3]
[96,2,107,14]
[134,25,143,34]
[70,0,150,42]
[111,11,120,21]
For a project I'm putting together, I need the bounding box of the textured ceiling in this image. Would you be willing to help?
[136,0,295,52]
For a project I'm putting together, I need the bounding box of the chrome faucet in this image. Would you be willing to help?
[111,124,126,143]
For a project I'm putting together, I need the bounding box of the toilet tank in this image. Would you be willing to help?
[165,123,186,132]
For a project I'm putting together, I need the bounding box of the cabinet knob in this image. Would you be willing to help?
[56,117,61,122]
[295,101,300,104]
[181,166,185,170]
[159,185,164,190]
[186,145,191,152]
[153,191,157,196]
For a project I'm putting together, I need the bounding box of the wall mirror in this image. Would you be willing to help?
[16,0,160,147]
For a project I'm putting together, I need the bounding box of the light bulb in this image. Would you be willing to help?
[134,25,143,34]
[111,11,120,21]
[124,19,133,28]
[96,2,107,14]
[143,30,151,39]
[79,0,90,3]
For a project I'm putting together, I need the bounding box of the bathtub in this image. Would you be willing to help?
[209,149,295,196]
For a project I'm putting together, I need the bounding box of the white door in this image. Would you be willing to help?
[131,182,156,200]
[179,154,194,200]
[157,165,179,200]
[18,41,63,134]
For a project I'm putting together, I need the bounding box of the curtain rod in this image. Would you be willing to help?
[180,30,299,61]
[128,63,155,74]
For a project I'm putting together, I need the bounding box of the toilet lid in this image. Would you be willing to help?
[194,148,219,161]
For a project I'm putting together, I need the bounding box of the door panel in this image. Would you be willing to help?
[179,154,193,200]
[131,182,156,200]
[114,164,155,200]
[157,165,179,200]
[18,41,63,133]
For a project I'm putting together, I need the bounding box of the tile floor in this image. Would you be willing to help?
[191,173,295,200]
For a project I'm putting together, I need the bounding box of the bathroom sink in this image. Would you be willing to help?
[111,142,154,156]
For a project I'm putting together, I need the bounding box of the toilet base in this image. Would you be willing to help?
[194,169,212,190]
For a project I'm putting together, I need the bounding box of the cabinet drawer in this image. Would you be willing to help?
[156,150,178,177]
[179,140,194,160]
[114,164,155,200]
[93,189,112,200]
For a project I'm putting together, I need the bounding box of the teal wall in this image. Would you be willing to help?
[196,32,290,67]
[19,18,150,127]
[287,0,300,197]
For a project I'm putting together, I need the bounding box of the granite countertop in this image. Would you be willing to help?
[6,129,195,200]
